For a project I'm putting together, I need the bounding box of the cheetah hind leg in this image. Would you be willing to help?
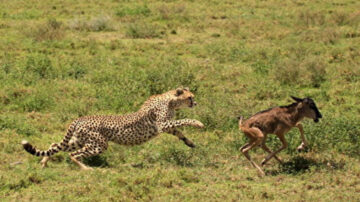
[70,156,93,171]
[41,140,81,168]
[70,145,95,171]
[40,157,50,168]
[40,143,58,168]
[70,141,107,171]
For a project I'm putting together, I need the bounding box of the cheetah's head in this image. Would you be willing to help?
[170,87,197,109]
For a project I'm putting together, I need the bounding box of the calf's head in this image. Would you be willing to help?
[291,96,322,122]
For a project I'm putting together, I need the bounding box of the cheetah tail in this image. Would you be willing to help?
[22,122,76,157]
[21,140,60,157]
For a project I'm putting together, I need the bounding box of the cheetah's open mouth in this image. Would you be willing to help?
[190,98,197,108]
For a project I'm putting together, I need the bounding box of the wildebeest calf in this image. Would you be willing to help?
[238,96,322,175]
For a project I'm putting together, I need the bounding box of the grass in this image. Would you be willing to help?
[0,0,360,201]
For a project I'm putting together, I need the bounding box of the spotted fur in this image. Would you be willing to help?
[22,87,204,170]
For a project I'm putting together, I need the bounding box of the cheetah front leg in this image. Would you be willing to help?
[159,119,204,132]
[160,119,204,148]
[169,129,196,148]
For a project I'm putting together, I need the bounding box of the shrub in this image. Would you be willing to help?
[270,56,327,87]
[160,146,194,166]
[68,15,113,32]
[24,54,54,80]
[330,10,349,26]
[299,27,340,44]
[338,65,360,82]
[0,114,38,136]
[297,10,326,27]
[144,63,197,95]
[125,22,164,39]
[303,57,327,87]
[15,53,57,85]
[157,4,187,21]
[62,59,88,79]
[26,18,65,41]
[87,16,112,31]
[18,90,54,112]
[346,11,360,26]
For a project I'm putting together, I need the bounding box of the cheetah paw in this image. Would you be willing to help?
[195,121,205,128]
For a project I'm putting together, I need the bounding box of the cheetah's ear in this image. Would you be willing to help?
[184,87,189,91]
[176,88,184,96]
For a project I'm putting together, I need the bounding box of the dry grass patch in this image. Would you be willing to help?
[271,56,327,87]
[125,22,165,39]
[24,18,65,41]
[68,15,113,32]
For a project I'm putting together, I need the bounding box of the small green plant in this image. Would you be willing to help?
[160,147,194,166]
[125,22,164,39]
[115,4,151,17]
[62,60,88,79]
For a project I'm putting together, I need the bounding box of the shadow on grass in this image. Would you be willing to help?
[83,155,110,168]
[267,156,346,175]
[160,147,194,167]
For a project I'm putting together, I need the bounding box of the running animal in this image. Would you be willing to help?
[22,87,204,170]
[238,96,322,175]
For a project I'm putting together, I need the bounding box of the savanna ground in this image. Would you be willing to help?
[0,0,360,201]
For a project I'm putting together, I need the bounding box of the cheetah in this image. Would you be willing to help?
[22,87,204,170]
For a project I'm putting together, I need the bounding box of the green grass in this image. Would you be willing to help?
[1,0,360,201]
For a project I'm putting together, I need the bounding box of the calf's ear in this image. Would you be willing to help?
[291,96,303,102]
